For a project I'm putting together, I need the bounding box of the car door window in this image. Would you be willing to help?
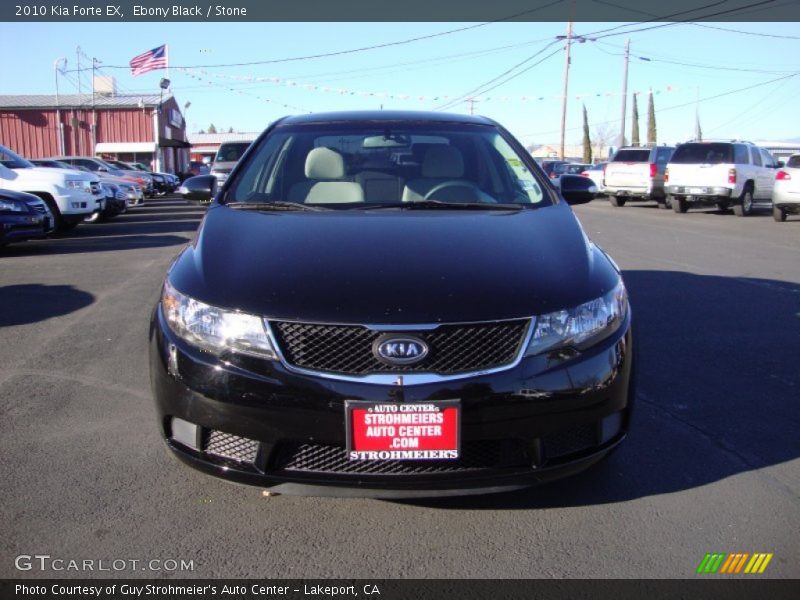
[733,145,749,165]
[750,148,762,167]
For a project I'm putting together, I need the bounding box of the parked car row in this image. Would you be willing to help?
[543,141,798,222]
[0,143,174,247]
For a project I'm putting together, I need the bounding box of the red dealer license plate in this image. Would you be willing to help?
[345,400,460,461]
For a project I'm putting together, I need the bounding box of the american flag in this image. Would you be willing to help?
[129,44,168,77]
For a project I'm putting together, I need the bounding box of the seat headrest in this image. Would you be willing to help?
[305,147,346,179]
[422,145,464,178]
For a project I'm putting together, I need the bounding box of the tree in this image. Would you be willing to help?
[647,92,657,144]
[631,93,640,146]
[197,129,205,134]
[695,114,703,141]
[207,124,217,134]
[582,104,592,164]
[228,127,234,133]
[592,123,616,160]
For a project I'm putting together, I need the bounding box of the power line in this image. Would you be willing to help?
[99,1,566,70]
[692,22,800,40]
[520,71,800,138]
[593,41,797,75]
[435,40,562,110]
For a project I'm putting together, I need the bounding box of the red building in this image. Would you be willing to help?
[0,93,190,173]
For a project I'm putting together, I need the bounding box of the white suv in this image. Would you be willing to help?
[0,144,103,230]
[665,141,778,216]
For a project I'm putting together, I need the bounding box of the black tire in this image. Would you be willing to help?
[610,196,627,207]
[671,196,688,213]
[733,186,753,217]
[773,206,787,222]
[35,194,65,230]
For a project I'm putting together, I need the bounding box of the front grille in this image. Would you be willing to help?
[542,424,597,460]
[90,182,101,195]
[273,440,530,476]
[203,430,260,464]
[30,204,47,214]
[271,319,529,375]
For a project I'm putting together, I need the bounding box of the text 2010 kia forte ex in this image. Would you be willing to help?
[150,111,634,497]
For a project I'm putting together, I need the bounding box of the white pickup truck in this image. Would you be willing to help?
[0,144,102,230]
[665,141,778,216]
[604,145,675,207]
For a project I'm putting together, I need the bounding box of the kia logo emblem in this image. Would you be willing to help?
[373,335,429,365]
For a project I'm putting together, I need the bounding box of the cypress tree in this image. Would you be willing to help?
[582,104,592,164]
[631,94,640,146]
[647,92,657,144]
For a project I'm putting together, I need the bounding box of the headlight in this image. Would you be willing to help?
[524,279,628,356]
[0,199,26,212]
[161,280,278,360]
[66,179,90,191]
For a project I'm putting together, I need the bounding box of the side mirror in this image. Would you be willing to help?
[559,174,597,205]
[776,161,785,169]
[97,166,108,172]
[179,174,217,204]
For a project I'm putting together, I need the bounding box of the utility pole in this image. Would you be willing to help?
[694,86,700,140]
[54,58,66,155]
[558,21,573,160]
[467,97,478,115]
[76,46,82,155]
[618,39,630,149]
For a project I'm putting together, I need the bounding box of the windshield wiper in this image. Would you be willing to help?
[399,200,525,211]
[225,201,328,212]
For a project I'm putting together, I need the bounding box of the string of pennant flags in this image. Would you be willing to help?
[179,67,685,104]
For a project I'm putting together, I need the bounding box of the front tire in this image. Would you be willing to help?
[610,196,627,207]
[733,187,753,217]
[671,196,687,213]
[773,206,787,222]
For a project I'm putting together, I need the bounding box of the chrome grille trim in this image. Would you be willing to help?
[264,318,535,385]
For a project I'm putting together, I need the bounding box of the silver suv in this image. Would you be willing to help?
[604,145,675,207]
[665,141,778,216]
[210,141,253,185]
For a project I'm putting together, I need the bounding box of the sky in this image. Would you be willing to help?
[1,21,799,150]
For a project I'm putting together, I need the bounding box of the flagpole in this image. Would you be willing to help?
[166,44,170,90]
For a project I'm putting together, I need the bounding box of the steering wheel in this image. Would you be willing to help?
[423,180,485,203]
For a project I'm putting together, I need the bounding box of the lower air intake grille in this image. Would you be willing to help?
[203,430,260,464]
[271,319,529,375]
[542,424,597,460]
[272,440,529,476]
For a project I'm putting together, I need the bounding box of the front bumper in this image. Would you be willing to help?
[149,307,635,497]
[0,214,46,245]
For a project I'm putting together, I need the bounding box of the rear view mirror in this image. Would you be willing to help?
[179,175,217,204]
[559,174,597,205]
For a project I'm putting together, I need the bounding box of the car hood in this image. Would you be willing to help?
[2,165,95,184]
[169,202,620,324]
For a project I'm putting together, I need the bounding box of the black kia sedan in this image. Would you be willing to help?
[149,111,634,497]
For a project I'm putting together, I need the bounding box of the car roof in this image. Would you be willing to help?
[277,110,497,127]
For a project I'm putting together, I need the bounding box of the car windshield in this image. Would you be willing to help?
[0,145,34,169]
[215,142,251,163]
[670,143,734,164]
[226,122,549,207]
[612,149,650,162]
[786,155,800,168]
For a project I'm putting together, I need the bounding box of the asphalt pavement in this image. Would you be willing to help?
[1,196,798,579]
